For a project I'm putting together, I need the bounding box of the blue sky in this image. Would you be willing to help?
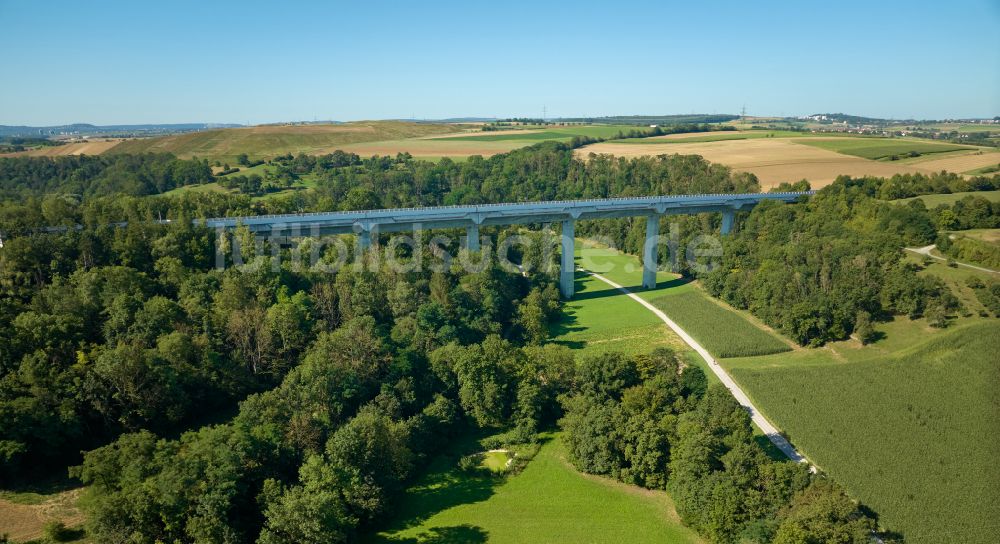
[1,0,998,125]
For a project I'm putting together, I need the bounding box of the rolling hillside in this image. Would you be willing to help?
[105,121,467,162]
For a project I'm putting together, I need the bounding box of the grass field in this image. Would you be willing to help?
[650,288,791,358]
[550,272,685,357]
[722,320,1000,544]
[903,250,996,313]
[368,433,704,544]
[893,189,1000,206]
[949,228,1000,245]
[107,121,465,163]
[796,137,973,160]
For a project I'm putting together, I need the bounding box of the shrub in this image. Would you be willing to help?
[43,521,81,542]
[457,453,485,474]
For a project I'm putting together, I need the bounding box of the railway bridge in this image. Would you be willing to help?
[205,192,811,298]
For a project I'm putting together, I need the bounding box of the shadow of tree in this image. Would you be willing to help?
[366,433,503,542]
[754,434,789,462]
[382,524,489,543]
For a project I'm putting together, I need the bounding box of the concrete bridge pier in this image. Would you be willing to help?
[643,214,660,289]
[721,209,735,235]
[466,223,480,252]
[358,230,371,252]
[560,220,575,298]
[356,223,374,253]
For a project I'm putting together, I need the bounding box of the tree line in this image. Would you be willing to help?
[0,154,213,200]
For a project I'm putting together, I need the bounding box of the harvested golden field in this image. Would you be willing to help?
[576,138,927,189]
[4,139,126,157]
[106,121,466,162]
[0,488,84,542]
[907,150,1000,174]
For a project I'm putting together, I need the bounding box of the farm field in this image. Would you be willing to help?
[608,129,869,145]
[649,288,792,358]
[795,137,975,160]
[338,125,643,158]
[367,432,704,544]
[893,189,1000,206]
[334,137,527,159]
[900,150,1000,174]
[890,122,999,133]
[430,125,638,142]
[721,319,1000,544]
[2,139,126,157]
[106,121,465,163]
[285,124,641,159]
[577,137,929,189]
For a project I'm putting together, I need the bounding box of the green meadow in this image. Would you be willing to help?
[367,433,704,544]
[797,137,972,160]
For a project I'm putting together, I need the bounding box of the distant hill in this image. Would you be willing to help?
[0,123,242,138]
[555,114,739,125]
[106,121,467,162]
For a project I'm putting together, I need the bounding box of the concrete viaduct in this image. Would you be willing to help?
[204,192,811,298]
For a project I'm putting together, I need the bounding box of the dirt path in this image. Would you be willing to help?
[580,268,811,467]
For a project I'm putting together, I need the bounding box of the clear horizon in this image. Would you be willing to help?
[1,0,998,125]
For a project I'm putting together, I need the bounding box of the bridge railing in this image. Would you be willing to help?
[206,191,814,224]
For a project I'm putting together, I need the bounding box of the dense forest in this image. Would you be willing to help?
[1,144,997,542]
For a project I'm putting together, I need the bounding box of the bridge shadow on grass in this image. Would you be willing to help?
[570,275,690,302]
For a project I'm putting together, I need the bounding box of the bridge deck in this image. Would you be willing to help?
[203,192,812,234]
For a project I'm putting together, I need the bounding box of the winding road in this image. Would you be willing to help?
[581,268,812,468]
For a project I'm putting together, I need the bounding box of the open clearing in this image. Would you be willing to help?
[107,121,465,163]
[577,137,929,189]
[0,487,84,542]
[951,228,1000,245]
[368,434,704,544]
